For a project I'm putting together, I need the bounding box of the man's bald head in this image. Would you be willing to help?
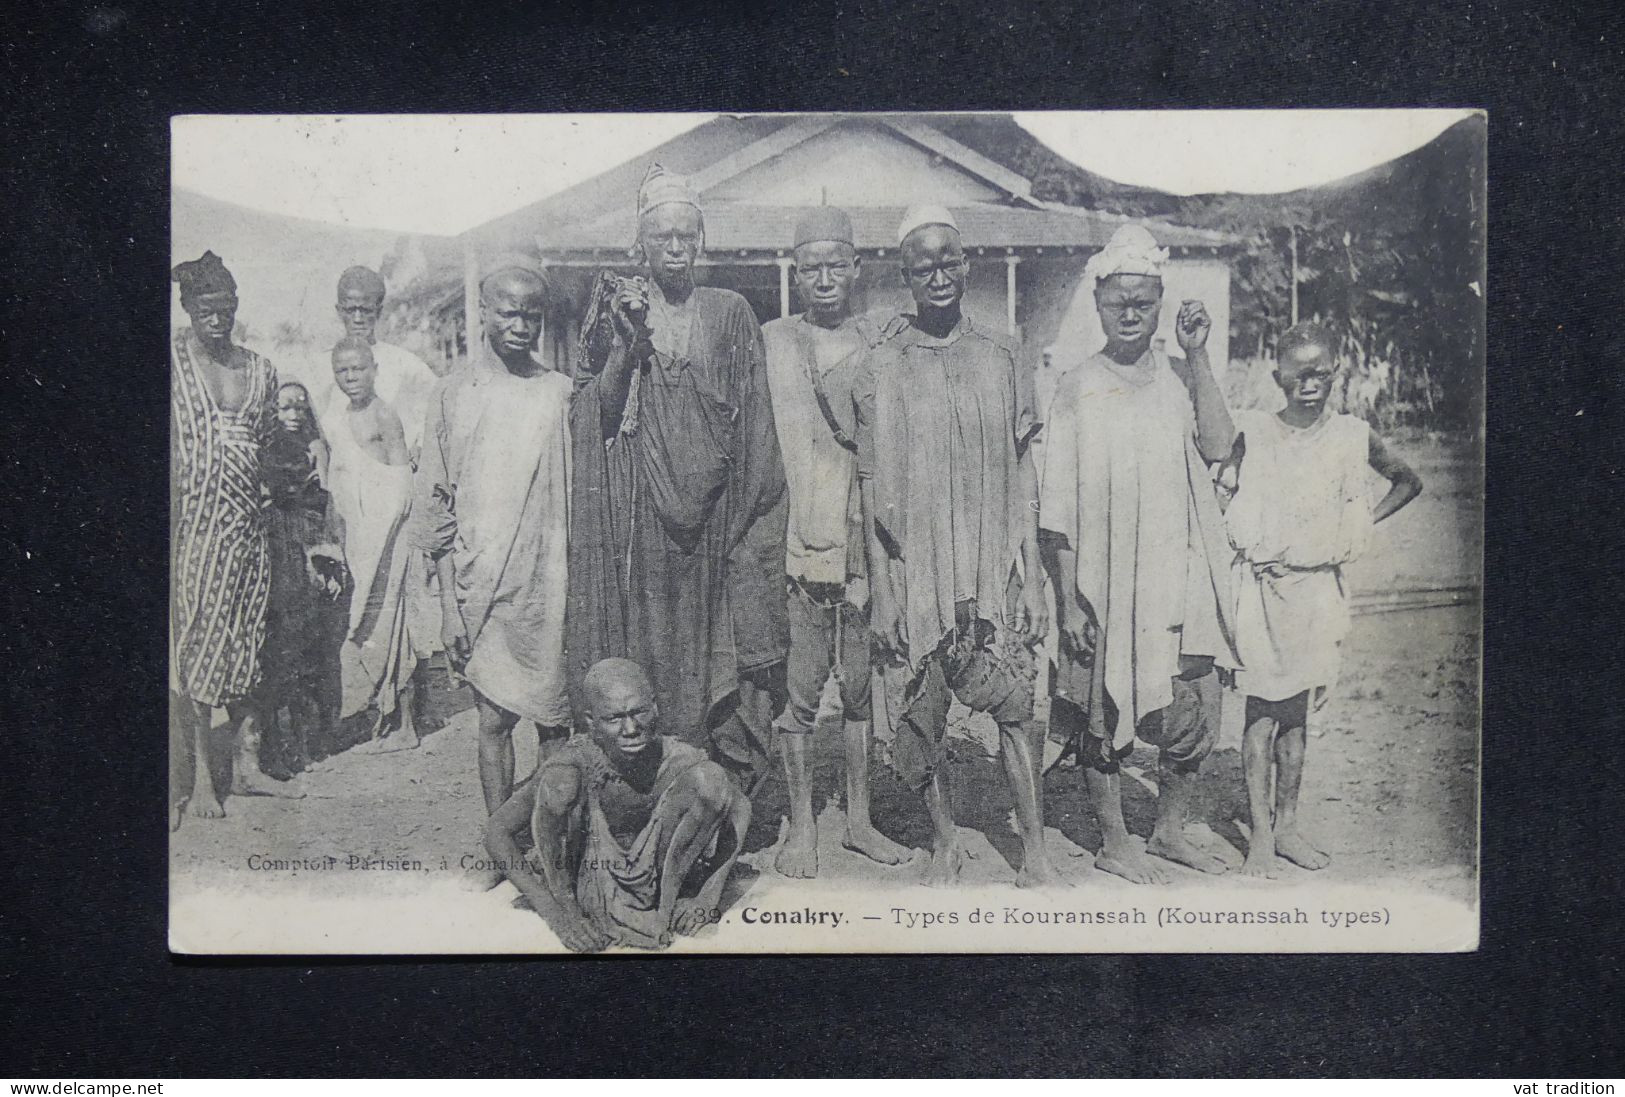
[583,658,653,707]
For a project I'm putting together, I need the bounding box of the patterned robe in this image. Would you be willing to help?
[171,329,277,706]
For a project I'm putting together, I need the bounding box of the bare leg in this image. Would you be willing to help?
[1147,764,1227,874]
[463,697,519,892]
[774,733,819,878]
[1001,719,1064,887]
[363,677,422,754]
[185,699,224,819]
[1272,714,1329,869]
[230,701,304,799]
[920,767,963,887]
[656,767,741,942]
[1083,765,1168,884]
[1240,709,1280,878]
[840,718,911,865]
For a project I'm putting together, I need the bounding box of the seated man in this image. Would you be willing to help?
[484,658,751,952]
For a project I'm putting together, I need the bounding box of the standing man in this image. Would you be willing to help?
[1039,224,1240,883]
[568,164,788,794]
[414,263,573,887]
[760,207,912,877]
[852,206,1056,888]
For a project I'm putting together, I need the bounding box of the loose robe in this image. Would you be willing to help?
[1225,409,1373,702]
[853,314,1038,674]
[1038,348,1238,749]
[568,286,788,743]
[414,339,573,726]
[326,400,419,719]
[171,330,276,706]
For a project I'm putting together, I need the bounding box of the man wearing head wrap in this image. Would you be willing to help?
[170,251,307,827]
[414,261,573,887]
[832,205,1056,888]
[757,206,912,877]
[1038,223,1240,883]
[568,164,789,796]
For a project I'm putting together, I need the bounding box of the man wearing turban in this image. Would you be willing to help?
[1038,223,1241,883]
[568,164,789,795]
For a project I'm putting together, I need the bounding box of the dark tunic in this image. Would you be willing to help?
[568,286,788,745]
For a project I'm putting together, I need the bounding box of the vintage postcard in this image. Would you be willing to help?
[169,110,1483,954]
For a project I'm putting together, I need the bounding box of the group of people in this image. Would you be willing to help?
[170,162,1422,951]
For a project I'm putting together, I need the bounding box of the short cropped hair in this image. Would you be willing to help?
[1277,321,1338,361]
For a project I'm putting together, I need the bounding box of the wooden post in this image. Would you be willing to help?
[462,239,480,361]
[1289,223,1300,325]
[777,256,793,319]
[1004,253,1020,336]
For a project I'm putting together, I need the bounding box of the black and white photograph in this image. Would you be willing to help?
[167,109,1484,954]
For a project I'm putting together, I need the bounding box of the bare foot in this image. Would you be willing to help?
[921,841,964,888]
[1094,838,1169,885]
[1274,829,1330,870]
[186,788,225,819]
[231,770,306,799]
[1147,833,1229,875]
[171,799,187,831]
[1015,851,1071,889]
[1240,845,1280,879]
[774,817,819,879]
[841,824,912,866]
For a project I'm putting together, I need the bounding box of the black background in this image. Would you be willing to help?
[3,0,1622,1077]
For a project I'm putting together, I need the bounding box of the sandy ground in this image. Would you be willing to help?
[170,438,1480,953]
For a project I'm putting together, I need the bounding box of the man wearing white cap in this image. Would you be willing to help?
[1038,223,1240,883]
[569,163,789,795]
[844,204,1056,888]
[760,205,912,877]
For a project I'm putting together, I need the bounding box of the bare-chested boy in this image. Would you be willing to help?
[484,658,751,952]
[325,337,423,751]
[1225,321,1422,877]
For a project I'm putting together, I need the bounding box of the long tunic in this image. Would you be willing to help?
[326,401,419,719]
[1226,409,1373,702]
[1038,348,1237,745]
[414,339,573,726]
[171,329,277,707]
[853,314,1038,672]
[761,313,877,587]
[568,286,788,743]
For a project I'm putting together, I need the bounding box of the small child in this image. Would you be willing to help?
[1224,322,1422,878]
[262,381,341,774]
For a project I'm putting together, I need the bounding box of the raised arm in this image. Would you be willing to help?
[1368,430,1423,523]
[483,766,610,953]
[1172,300,1235,461]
